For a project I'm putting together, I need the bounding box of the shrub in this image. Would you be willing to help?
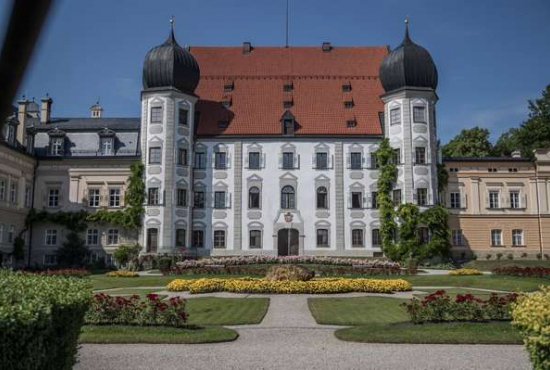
[512,286,550,370]
[448,268,483,276]
[545,254,550,261]
[106,270,139,278]
[56,231,89,268]
[85,293,187,327]
[486,254,492,260]
[521,252,528,259]
[29,268,90,278]
[496,253,503,261]
[402,290,518,324]
[113,244,140,267]
[166,277,412,294]
[493,266,550,279]
[507,253,514,260]
[265,265,315,282]
[158,257,173,272]
[536,253,542,260]
[471,253,478,261]
[0,269,91,370]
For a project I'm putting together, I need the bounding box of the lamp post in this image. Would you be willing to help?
[284,212,293,256]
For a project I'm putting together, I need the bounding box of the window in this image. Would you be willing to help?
[50,137,64,156]
[194,192,205,209]
[390,108,401,125]
[350,152,362,170]
[100,138,114,155]
[371,192,379,209]
[148,188,160,206]
[107,229,119,245]
[352,229,364,247]
[86,229,99,245]
[452,230,465,246]
[392,189,402,206]
[194,152,206,169]
[415,147,426,165]
[215,152,227,170]
[213,230,226,248]
[316,229,329,247]
[416,188,428,206]
[7,225,14,243]
[281,186,295,209]
[370,153,379,169]
[283,101,293,109]
[9,182,17,203]
[413,106,426,123]
[48,189,60,207]
[214,192,226,209]
[346,119,357,128]
[150,106,162,123]
[391,148,401,165]
[344,101,354,109]
[283,119,294,135]
[88,189,100,207]
[176,189,187,207]
[44,254,57,265]
[489,191,500,209]
[512,229,524,246]
[147,228,158,253]
[372,229,381,247]
[177,149,188,166]
[45,229,57,246]
[176,229,186,247]
[342,84,352,92]
[488,167,498,173]
[282,152,294,169]
[223,81,234,92]
[249,187,260,209]
[317,187,328,209]
[316,153,328,169]
[25,185,31,207]
[0,178,6,200]
[450,192,461,209]
[283,83,293,92]
[510,191,520,209]
[248,152,260,169]
[149,147,162,164]
[109,188,121,207]
[351,192,362,209]
[178,108,188,126]
[193,230,204,248]
[249,230,262,249]
[418,227,430,243]
[491,229,503,247]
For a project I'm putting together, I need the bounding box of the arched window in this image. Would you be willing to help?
[316,187,328,209]
[281,185,295,209]
[249,187,260,209]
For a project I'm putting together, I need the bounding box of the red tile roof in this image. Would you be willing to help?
[191,46,388,136]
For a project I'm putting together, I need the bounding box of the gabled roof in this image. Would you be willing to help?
[32,118,140,131]
[191,46,387,136]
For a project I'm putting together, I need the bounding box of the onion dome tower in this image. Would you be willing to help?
[378,18,440,207]
[140,17,198,255]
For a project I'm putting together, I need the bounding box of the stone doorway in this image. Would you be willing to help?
[277,228,299,256]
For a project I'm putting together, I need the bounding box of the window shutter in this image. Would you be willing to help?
[346,153,351,169]
[211,155,216,168]
[500,193,507,208]
[58,192,63,205]
[367,193,372,208]
[226,193,231,208]
[413,192,417,204]
[226,152,231,169]
[460,193,467,209]
[244,153,249,168]
[485,193,490,208]
[347,193,352,208]
[294,154,300,169]
[42,192,47,207]
[278,153,283,169]
[329,154,334,169]
[261,153,266,168]
[312,153,317,169]
[210,192,215,208]
[521,193,527,208]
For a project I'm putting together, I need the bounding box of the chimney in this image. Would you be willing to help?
[242,41,252,54]
[40,94,53,123]
[322,42,332,52]
[90,101,103,118]
[16,96,28,144]
[511,150,522,158]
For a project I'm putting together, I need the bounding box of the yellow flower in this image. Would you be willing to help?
[106,270,139,278]
[449,268,483,276]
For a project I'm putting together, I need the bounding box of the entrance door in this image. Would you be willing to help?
[277,228,299,256]
[147,228,158,253]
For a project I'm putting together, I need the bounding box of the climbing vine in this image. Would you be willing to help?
[25,162,145,233]
[375,139,451,264]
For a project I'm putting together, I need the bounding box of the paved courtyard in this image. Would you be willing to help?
[76,293,530,370]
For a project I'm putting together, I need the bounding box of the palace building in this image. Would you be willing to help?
[0,22,548,266]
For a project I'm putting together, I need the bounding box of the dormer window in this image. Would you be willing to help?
[50,137,64,156]
[100,137,114,156]
[342,83,352,92]
[344,100,354,109]
[218,121,229,129]
[346,119,357,128]
[221,95,232,109]
[283,82,293,92]
[283,100,293,109]
[281,110,295,136]
[223,80,234,92]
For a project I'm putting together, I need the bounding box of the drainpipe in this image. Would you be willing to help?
[27,158,38,267]
[535,170,544,257]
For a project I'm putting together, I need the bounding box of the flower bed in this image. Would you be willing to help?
[493,266,550,279]
[106,270,139,278]
[85,293,187,327]
[25,268,91,278]
[166,277,412,294]
[512,286,550,370]
[402,290,518,324]
[174,256,400,270]
[448,268,483,276]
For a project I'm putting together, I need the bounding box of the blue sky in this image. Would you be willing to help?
[1,0,549,143]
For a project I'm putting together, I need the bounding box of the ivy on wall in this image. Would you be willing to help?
[375,139,451,264]
[25,162,145,234]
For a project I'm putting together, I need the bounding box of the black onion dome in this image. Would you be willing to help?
[379,22,438,93]
[142,26,200,94]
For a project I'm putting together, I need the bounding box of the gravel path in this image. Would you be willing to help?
[77,291,529,369]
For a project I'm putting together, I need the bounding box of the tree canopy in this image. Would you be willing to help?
[442,127,494,158]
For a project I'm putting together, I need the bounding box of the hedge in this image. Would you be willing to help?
[0,269,91,370]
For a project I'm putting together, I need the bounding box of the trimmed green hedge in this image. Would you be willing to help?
[0,269,91,370]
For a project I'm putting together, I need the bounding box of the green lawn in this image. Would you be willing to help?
[308,296,522,344]
[79,325,237,344]
[187,297,269,326]
[94,288,166,296]
[90,274,257,290]
[464,259,550,271]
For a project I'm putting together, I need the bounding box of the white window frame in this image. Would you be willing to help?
[489,191,500,209]
[249,230,262,249]
[390,108,401,125]
[213,230,226,249]
[107,229,119,245]
[109,188,121,207]
[88,188,100,208]
[452,230,464,246]
[450,192,461,209]
[48,188,60,207]
[509,191,520,209]
[45,229,58,246]
[100,137,114,156]
[9,182,17,203]
[491,229,503,247]
[512,229,524,247]
[86,229,99,246]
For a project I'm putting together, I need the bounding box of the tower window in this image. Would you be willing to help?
[415,147,426,165]
[390,108,401,125]
[150,106,163,123]
[413,106,426,123]
[148,188,160,206]
[149,147,162,164]
[178,108,188,126]
[416,188,428,206]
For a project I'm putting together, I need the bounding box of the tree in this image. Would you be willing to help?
[56,232,89,267]
[495,85,550,158]
[442,127,494,158]
[113,244,140,267]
